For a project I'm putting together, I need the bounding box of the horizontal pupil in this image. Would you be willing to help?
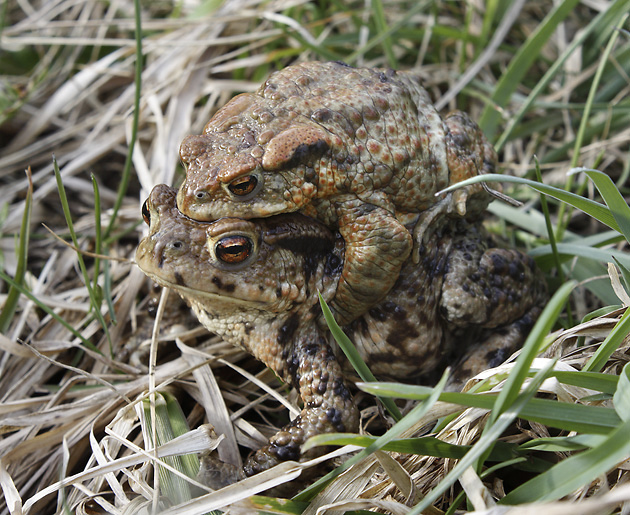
[217,236,252,262]
[224,244,245,254]
[230,176,257,194]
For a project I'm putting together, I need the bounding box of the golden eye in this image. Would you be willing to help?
[228,175,258,196]
[215,236,253,264]
[141,200,151,225]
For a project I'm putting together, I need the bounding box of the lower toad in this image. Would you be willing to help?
[136,184,546,482]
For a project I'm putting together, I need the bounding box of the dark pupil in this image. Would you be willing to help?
[141,200,151,225]
[228,175,257,196]
[216,236,253,264]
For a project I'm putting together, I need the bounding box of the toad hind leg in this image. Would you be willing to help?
[441,234,546,330]
[243,330,359,476]
[447,303,543,390]
[332,202,413,326]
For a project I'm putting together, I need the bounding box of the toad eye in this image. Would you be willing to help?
[141,200,151,225]
[228,175,258,196]
[215,235,253,264]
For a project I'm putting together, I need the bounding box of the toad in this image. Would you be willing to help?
[136,184,546,480]
[177,61,499,325]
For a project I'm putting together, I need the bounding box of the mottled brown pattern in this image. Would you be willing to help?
[176,61,497,325]
[136,185,546,484]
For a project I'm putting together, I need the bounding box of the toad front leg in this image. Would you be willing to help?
[243,324,359,476]
[332,200,413,326]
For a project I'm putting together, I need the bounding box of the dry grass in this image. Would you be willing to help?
[1,0,630,514]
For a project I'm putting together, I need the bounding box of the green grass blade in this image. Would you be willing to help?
[577,168,630,243]
[346,1,431,64]
[501,415,630,504]
[409,361,556,514]
[479,0,581,137]
[583,308,630,373]
[0,269,100,352]
[494,0,630,151]
[570,17,626,169]
[441,173,620,232]
[142,393,197,505]
[104,0,142,239]
[530,243,630,269]
[519,435,607,452]
[53,158,112,349]
[489,280,574,422]
[551,371,618,395]
[318,293,402,421]
[91,175,103,306]
[360,384,621,435]
[370,0,397,68]
[613,363,630,422]
[295,370,448,501]
[0,171,31,334]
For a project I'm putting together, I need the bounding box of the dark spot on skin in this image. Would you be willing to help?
[272,440,301,461]
[309,303,322,318]
[278,314,299,345]
[285,350,301,388]
[325,254,343,276]
[368,306,386,322]
[515,312,536,333]
[369,351,397,364]
[312,108,332,123]
[332,378,352,400]
[173,271,184,286]
[275,235,333,255]
[351,317,369,335]
[508,261,522,278]
[326,407,345,431]
[486,347,511,368]
[386,320,419,347]
[382,300,407,320]
[491,253,507,273]
[304,341,320,356]
[358,203,379,215]
[304,166,317,182]
[303,254,318,284]
[280,139,330,170]
[450,129,471,148]
[211,275,235,293]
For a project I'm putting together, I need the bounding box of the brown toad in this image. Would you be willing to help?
[136,184,546,480]
[177,61,498,325]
